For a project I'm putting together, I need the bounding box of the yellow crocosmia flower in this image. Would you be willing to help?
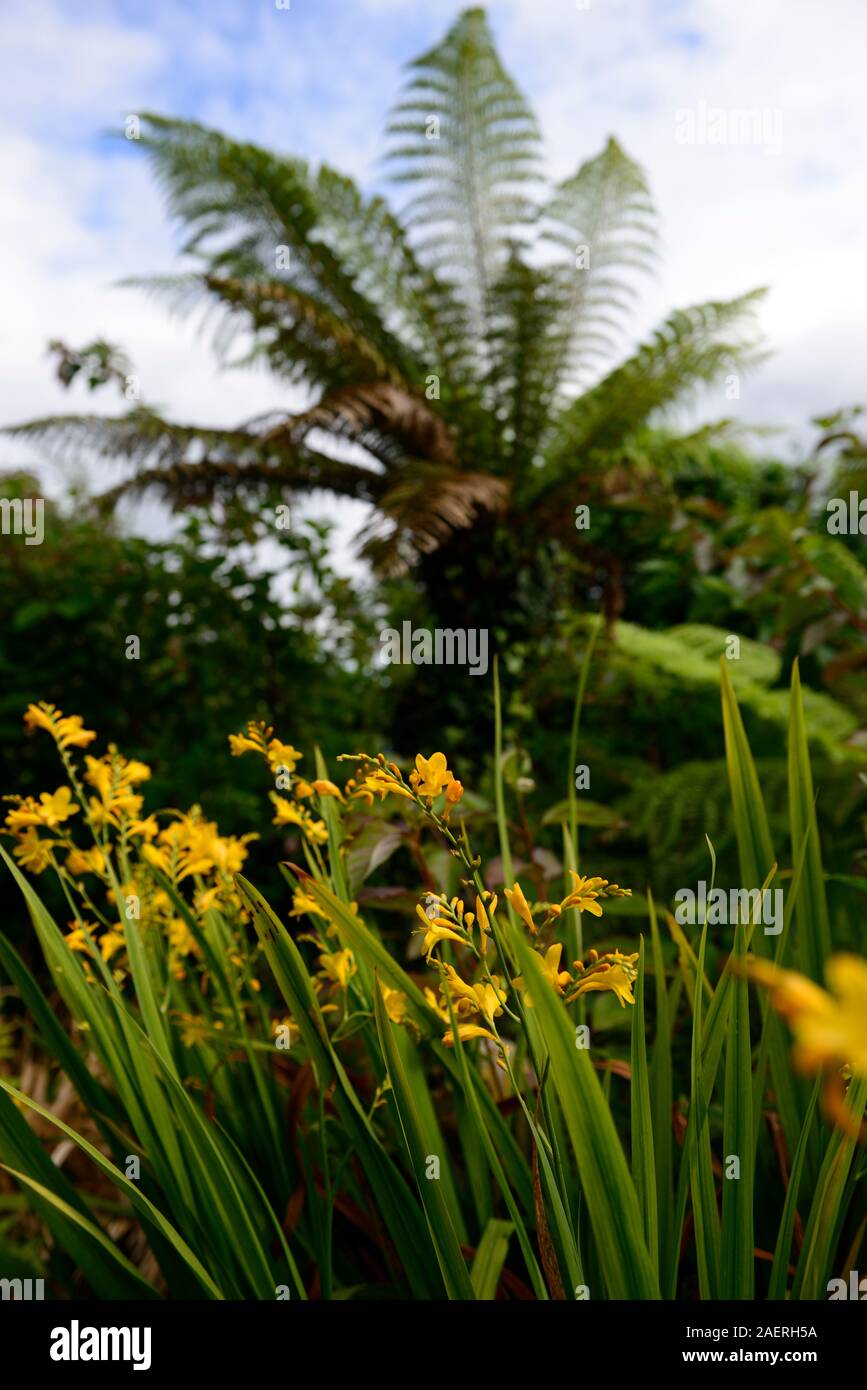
[352,768,413,805]
[195,886,222,914]
[13,827,54,873]
[303,818,329,847]
[293,780,314,799]
[65,847,106,877]
[748,954,867,1077]
[567,950,639,1008]
[142,842,171,875]
[38,787,80,827]
[473,976,507,1026]
[412,752,454,799]
[24,703,97,750]
[7,787,79,831]
[379,983,408,1025]
[513,942,572,1004]
[290,891,327,919]
[442,1022,500,1047]
[318,949,356,989]
[438,962,481,1016]
[504,881,537,935]
[209,832,258,876]
[312,779,345,802]
[56,716,97,750]
[572,963,636,1008]
[169,918,198,957]
[267,740,303,775]
[474,894,494,953]
[439,963,507,1027]
[23,703,56,736]
[559,871,605,916]
[443,778,464,822]
[228,732,263,757]
[414,903,466,959]
[64,928,92,955]
[123,760,151,785]
[269,793,305,827]
[100,930,125,963]
[128,815,159,842]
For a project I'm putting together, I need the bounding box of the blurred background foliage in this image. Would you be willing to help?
[2,5,866,958]
[2,407,867,947]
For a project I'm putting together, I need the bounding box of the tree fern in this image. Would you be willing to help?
[7,7,768,581]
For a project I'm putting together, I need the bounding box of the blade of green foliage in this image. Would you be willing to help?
[373,983,475,1300]
[787,658,832,980]
[630,936,658,1272]
[236,871,444,1299]
[501,916,659,1298]
[0,1077,223,1298]
[720,658,775,925]
[687,902,721,1300]
[470,1219,513,1300]
[0,1162,159,1299]
[792,1075,867,1300]
[647,891,674,1290]
[719,918,754,1298]
[768,1076,821,1300]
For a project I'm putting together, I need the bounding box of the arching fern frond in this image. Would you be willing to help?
[534,290,768,498]
[540,136,657,386]
[385,6,542,345]
[356,462,509,575]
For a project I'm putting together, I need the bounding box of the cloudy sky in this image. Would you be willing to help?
[2,0,865,545]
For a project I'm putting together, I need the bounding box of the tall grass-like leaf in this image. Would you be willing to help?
[687,899,721,1300]
[493,655,516,900]
[719,668,804,1157]
[374,983,475,1300]
[719,918,754,1298]
[792,1075,867,1300]
[0,1078,224,1298]
[236,872,444,1299]
[787,658,832,981]
[0,1088,155,1299]
[768,1077,821,1300]
[647,892,674,1291]
[501,917,659,1298]
[563,616,602,965]
[470,1219,513,1300]
[630,936,658,1272]
[720,659,775,935]
[0,1167,160,1299]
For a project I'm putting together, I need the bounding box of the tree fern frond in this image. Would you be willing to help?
[537,290,768,491]
[385,7,542,343]
[483,253,565,472]
[258,383,457,470]
[356,461,509,575]
[129,115,426,384]
[97,449,382,513]
[541,136,657,386]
